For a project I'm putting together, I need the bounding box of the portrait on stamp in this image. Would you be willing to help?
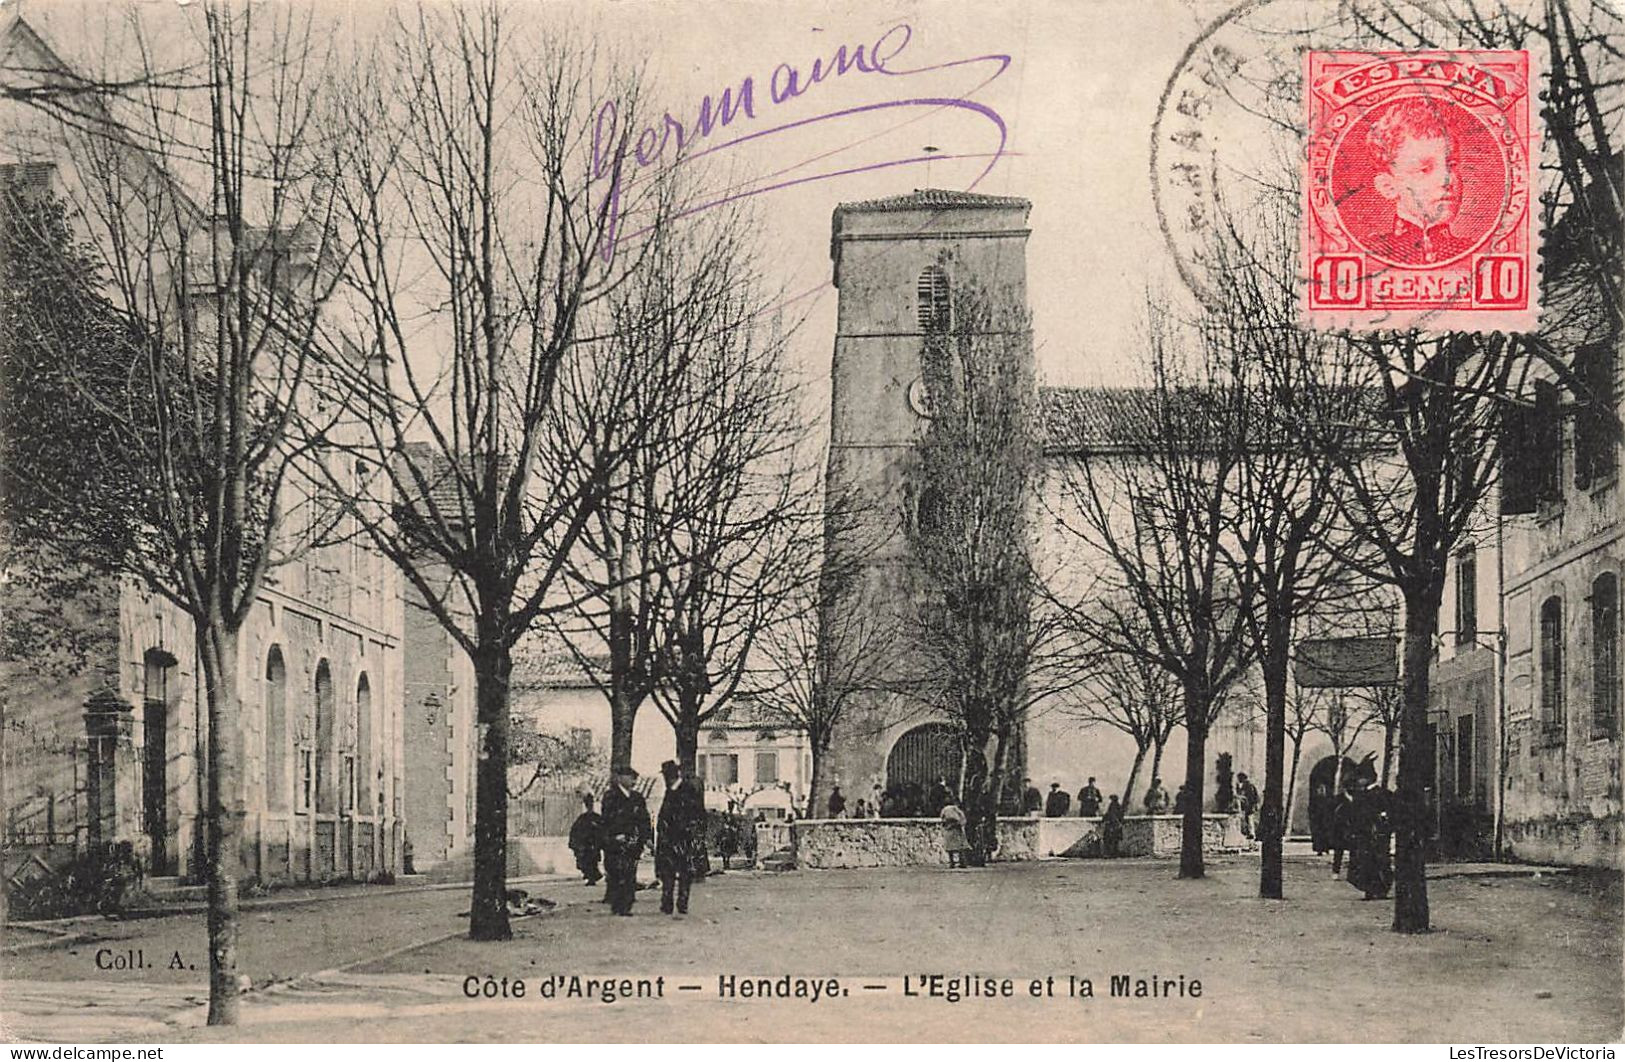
[1305,50,1538,330]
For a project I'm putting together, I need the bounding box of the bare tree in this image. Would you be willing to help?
[553,210,789,771]
[1062,631,1183,808]
[647,319,818,776]
[1283,681,1323,836]
[317,5,673,942]
[1305,327,1523,931]
[1193,208,1375,899]
[1053,301,1258,879]
[2,5,344,1023]
[757,481,901,809]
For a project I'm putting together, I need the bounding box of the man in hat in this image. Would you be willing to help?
[656,760,705,916]
[1045,781,1071,818]
[601,763,652,916]
[1077,776,1103,818]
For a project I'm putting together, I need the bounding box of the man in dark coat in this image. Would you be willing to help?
[1077,777,1103,817]
[1100,795,1125,857]
[601,763,652,916]
[827,786,847,818]
[656,760,705,916]
[1021,778,1043,816]
[567,793,603,886]
[1045,782,1071,818]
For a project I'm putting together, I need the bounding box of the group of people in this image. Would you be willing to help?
[1019,776,1107,818]
[567,760,708,917]
[827,779,961,819]
[1015,776,1128,818]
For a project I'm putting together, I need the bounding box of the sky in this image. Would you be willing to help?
[589,0,1222,389]
[8,0,1241,390]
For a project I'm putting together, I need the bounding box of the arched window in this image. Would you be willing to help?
[315,660,335,812]
[1539,596,1565,743]
[265,648,288,810]
[916,265,951,333]
[1593,574,1619,740]
[356,674,373,814]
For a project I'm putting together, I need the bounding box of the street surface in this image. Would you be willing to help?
[3,855,1619,1043]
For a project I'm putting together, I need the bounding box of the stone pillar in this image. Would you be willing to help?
[82,688,134,847]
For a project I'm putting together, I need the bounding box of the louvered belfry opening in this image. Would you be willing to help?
[916,265,951,333]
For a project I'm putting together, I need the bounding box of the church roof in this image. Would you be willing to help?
[834,188,1031,214]
[1039,386,1156,454]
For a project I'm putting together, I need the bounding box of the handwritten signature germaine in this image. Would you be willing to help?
[591,23,1014,262]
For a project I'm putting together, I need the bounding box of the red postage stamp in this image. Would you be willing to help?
[1304,50,1539,333]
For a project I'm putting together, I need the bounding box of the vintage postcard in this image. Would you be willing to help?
[0,0,1619,1048]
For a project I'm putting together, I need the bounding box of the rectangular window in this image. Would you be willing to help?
[1455,550,1478,647]
[695,756,707,784]
[755,751,779,785]
[295,748,314,813]
[709,754,739,786]
[1594,575,1619,740]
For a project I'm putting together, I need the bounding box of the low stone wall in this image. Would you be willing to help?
[1120,814,1245,856]
[791,814,1248,869]
[793,819,954,869]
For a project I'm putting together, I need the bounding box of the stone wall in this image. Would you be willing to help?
[794,819,955,869]
[791,814,1248,869]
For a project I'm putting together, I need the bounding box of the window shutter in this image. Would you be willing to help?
[1535,379,1564,504]
[1500,399,1538,515]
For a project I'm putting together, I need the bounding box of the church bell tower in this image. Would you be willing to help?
[817,188,1033,813]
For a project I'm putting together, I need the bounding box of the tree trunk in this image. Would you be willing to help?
[1259,623,1290,900]
[607,602,641,769]
[807,728,831,821]
[675,712,700,778]
[1381,719,1398,788]
[961,738,992,865]
[198,621,244,1025]
[1121,742,1149,807]
[989,726,1010,820]
[1179,695,1208,880]
[1147,737,1167,805]
[1393,586,1440,934]
[469,643,513,941]
[1284,735,1304,837]
[610,687,638,771]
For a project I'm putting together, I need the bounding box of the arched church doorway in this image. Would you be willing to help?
[886,723,962,795]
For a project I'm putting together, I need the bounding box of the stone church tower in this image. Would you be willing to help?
[818,189,1033,813]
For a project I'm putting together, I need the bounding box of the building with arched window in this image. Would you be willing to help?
[0,14,406,888]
